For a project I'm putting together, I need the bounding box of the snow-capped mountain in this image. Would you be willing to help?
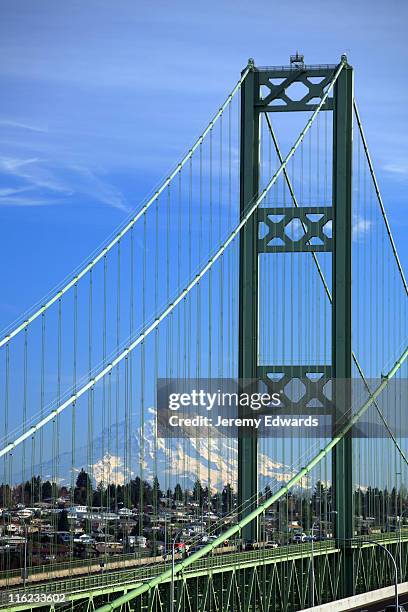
[20,408,301,492]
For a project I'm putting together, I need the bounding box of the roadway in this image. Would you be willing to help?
[362,593,408,611]
[1,533,407,610]
[0,541,339,609]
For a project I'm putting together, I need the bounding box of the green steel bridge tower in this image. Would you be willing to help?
[0,55,407,612]
[238,55,354,595]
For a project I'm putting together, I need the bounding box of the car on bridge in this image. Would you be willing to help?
[200,535,218,544]
[186,543,210,556]
[263,541,279,549]
[292,532,307,543]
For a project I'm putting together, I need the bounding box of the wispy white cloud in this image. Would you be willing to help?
[0,196,60,207]
[0,119,47,133]
[0,156,130,211]
[353,215,372,240]
[0,156,41,172]
[0,185,32,197]
[383,161,408,177]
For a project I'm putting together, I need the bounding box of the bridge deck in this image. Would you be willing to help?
[1,534,407,611]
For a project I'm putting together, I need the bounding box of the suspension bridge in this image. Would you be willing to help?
[0,55,407,611]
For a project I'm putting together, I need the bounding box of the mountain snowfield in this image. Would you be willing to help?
[32,408,307,492]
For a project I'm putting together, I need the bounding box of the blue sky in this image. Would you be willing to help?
[0,0,407,326]
[0,1,407,492]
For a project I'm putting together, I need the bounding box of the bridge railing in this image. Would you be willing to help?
[2,536,408,610]
[3,533,407,589]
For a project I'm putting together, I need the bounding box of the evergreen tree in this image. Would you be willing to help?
[42,480,53,501]
[130,477,141,507]
[24,480,31,505]
[152,476,162,507]
[57,509,70,532]
[30,476,42,503]
[93,481,106,507]
[143,480,153,506]
[74,469,92,505]
[174,483,183,502]
[222,483,234,513]
[193,479,204,506]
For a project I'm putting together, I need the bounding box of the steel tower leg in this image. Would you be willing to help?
[238,60,259,542]
[332,57,354,597]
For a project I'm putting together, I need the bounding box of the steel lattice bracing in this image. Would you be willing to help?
[238,59,355,566]
[0,56,407,612]
[5,536,408,611]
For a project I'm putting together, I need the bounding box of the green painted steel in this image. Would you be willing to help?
[2,56,406,612]
[264,108,408,473]
[237,56,343,545]
[0,60,345,463]
[238,59,260,543]
[0,552,146,584]
[256,65,335,113]
[237,54,354,578]
[5,536,408,611]
[2,543,339,611]
[331,58,354,597]
[92,341,408,612]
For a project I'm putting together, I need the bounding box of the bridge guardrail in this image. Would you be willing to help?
[1,533,407,609]
[2,529,406,584]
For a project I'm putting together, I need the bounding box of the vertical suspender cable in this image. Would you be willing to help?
[102,253,107,556]
[115,241,121,523]
[70,282,78,563]
[22,328,28,487]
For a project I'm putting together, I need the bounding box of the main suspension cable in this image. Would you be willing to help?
[0,60,345,460]
[0,65,251,348]
[354,100,407,296]
[94,342,408,611]
[265,112,408,469]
